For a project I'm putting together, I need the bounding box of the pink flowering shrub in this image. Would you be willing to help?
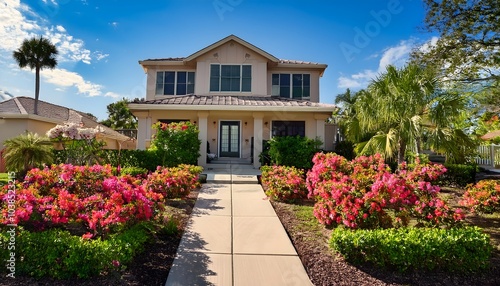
[261,165,307,202]
[460,180,500,214]
[144,164,202,199]
[306,153,464,229]
[0,163,201,237]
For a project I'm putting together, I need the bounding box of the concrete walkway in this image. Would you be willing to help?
[165,165,312,286]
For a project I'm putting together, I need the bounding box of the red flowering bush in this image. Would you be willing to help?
[144,164,202,199]
[306,153,464,229]
[261,165,307,202]
[460,179,500,214]
[0,163,201,237]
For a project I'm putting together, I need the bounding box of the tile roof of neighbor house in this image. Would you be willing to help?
[0,96,132,141]
[131,95,336,109]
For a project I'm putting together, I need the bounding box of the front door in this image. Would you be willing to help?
[220,121,240,157]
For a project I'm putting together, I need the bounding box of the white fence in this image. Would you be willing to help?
[476,144,500,168]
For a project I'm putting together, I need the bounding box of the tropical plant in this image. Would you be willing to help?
[12,36,58,115]
[3,132,53,174]
[350,64,476,164]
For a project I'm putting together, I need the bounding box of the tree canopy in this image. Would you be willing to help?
[13,36,58,115]
[414,0,499,84]
[100,98,138,130]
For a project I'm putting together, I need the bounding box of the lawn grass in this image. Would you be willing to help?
[0,173,9,185]
[290,203,330,241]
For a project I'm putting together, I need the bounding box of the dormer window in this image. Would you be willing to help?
[210,64,252,92]
[272,74,310,99]
[156,71,195,95]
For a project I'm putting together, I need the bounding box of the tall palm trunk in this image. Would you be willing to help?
[398,138,406,164]
[35,65,40,115]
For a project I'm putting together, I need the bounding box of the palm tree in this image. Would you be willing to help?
[13,36,58,115]
[353,64,476,164]
[3,132,54,177]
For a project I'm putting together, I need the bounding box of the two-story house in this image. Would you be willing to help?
[129,35,337,168]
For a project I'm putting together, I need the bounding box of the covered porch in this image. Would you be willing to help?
[128,95,337,168]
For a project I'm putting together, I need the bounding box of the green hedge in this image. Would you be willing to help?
[437,164,477,187]
[268,136,322,170]
[54,149,162,171]
[0,223,151,279]
[330,226,492,272]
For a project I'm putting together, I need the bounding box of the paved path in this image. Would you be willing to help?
[165,166,312,286]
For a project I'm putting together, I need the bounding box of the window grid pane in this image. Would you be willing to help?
[221,125,229,152]
[210,65,220,91]
[230,125,239,152]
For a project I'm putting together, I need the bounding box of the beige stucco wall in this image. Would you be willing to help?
[0,118,53,149]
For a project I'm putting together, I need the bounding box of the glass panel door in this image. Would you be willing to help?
[220,121,240,157]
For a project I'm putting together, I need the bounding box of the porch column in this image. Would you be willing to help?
[197,111,209,167]
[135,111,150,150]
[253,112,265,168]
[314,114,329,150]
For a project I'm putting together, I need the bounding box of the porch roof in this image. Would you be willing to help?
[128,95,336,112]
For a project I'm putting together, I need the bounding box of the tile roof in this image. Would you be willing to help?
[278,59,324,65]
[132,95,335,108]
[0,97,132,141]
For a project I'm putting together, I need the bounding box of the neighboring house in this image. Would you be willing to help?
[0,96,136,171]
[129,35,337,168]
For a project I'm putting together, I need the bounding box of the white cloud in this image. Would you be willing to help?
[0,0,100,65]
[419,36,439,54]
[41,68,102,96]
[109,22,118,28]
[338,77,362,89]
[104,92,120,98]
[337,40,414,89]
[0,0,122,99]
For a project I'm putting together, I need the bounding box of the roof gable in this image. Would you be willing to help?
[184,35,279,63]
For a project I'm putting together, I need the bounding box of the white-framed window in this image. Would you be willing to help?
[272,74,310,99]
[210,64,251,92]
[156,71,195,95]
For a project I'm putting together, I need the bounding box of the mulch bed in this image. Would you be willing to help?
[0,190,198,286]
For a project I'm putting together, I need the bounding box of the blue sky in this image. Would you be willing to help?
[0,0,435,120]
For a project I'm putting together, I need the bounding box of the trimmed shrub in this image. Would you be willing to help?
[268,136,322,170]
[120,166,148,177]
[330,226,492,272]
[0,223,151,279]
[460,179,500,214]
[150,121,201,167]
[261,165,307,202]
[437,164,477,187]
